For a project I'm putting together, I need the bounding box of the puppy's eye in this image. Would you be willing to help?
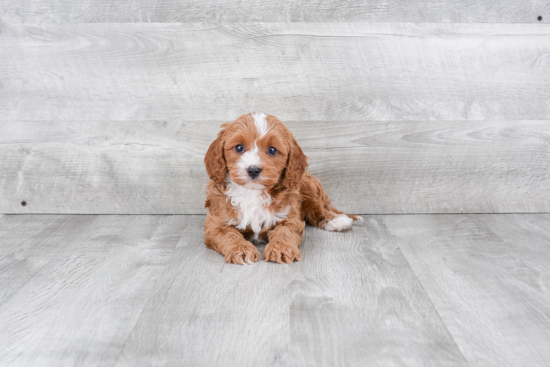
[267,147,277,156]
[235,144,244,153]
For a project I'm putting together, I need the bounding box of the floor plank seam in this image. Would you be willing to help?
[112,219,193,366]
[392,234,473,366]
[111,306,148,367]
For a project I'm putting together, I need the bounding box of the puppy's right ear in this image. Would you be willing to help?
[204,123,230,184]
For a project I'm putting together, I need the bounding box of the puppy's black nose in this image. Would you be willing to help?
[247,166,262,179]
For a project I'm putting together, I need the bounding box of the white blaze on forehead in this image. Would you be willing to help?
[251,112,269,137]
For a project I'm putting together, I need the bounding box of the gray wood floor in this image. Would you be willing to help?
[1,214,549,367]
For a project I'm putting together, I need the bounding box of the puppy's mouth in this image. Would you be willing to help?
[232,164,269,190]
[242,171,266,190]
[243,182,265,190]
[228,169,267,189]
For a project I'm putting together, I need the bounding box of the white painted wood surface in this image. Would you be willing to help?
[384,214,550,367]
[2,214,550,366]
[2,120,549,214]
[2,23,549,122]
[0,0,547,23]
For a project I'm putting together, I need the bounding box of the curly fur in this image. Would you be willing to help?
[204,113,361,265]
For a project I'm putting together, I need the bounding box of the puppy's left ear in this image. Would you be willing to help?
[204,123,230,185]
[281,134,308,188]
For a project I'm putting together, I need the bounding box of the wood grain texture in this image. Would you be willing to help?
[3,214,550,365]
[2,23,550,122]
[0,0,548,23]
[0,215,187,366]
[0,215,92,304]
[1,119,549,214]
[115,216,467,366]
[383,214,550,367]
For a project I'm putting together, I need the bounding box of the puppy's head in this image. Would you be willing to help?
[204,113,307,189]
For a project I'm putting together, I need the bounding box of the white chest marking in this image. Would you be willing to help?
[225,180,289,240]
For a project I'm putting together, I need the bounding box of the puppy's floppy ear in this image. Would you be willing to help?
[204,123,230,184]
[281,134,308,188]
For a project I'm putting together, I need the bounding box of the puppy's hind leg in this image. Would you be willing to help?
[300,172,362,232]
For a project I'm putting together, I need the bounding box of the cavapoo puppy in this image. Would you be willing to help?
[204,112,361,264]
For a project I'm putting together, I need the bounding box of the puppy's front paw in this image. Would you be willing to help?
[264,241,301,264]
[225,241,260,265]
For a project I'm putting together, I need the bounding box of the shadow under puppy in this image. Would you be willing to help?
[204,112,361,264]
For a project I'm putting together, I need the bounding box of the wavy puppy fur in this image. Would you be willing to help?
[204,113,361,264]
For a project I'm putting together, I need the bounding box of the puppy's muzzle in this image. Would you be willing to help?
[247,166,262,179]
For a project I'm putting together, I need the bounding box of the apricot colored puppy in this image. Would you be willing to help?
[204,113,361,264]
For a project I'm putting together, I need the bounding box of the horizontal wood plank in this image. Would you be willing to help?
[383,214,550,367]
[1,119,549,214]
[1,23,550,122]
[0,0,547,23]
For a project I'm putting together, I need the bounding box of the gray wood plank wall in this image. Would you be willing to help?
[2,23,550,122]
[2,120,549,214]
[1,0,547,23]
[1,6,549,214]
